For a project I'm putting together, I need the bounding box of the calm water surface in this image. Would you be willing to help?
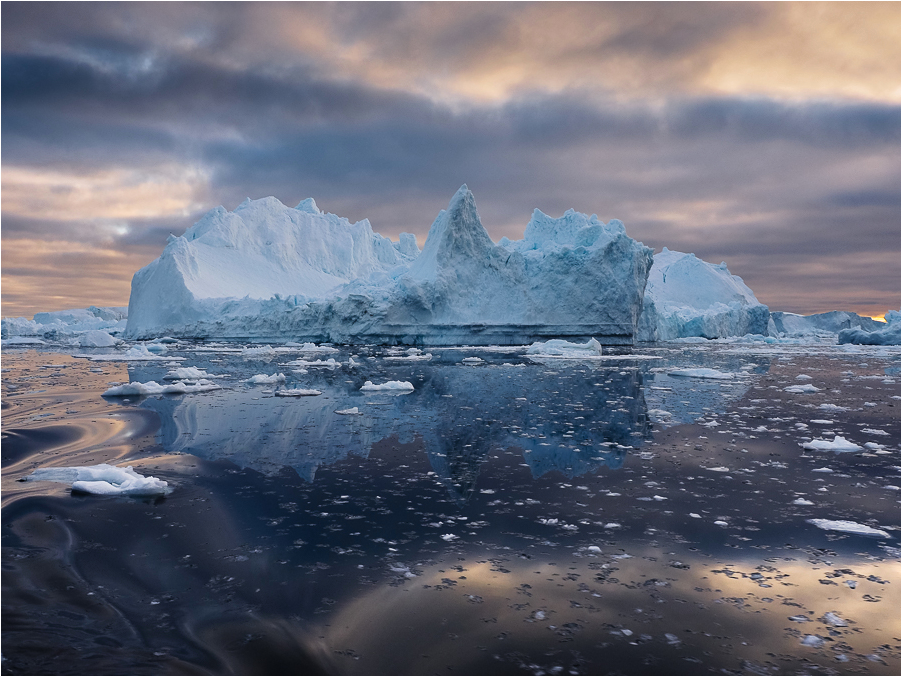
[2,341,899,675]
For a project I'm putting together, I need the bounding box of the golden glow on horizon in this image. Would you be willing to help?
[1,165,210,224]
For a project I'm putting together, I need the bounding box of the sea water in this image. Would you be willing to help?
[2,341,899,675]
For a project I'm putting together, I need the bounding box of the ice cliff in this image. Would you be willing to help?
[125,186,654,345]
[838,310,901,345]
[637,248,770,341]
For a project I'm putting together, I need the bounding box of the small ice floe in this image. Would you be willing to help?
[164,366,212,380]
[647,409,673,423]
[821,612,848,627]
[241,345,276,358]
[335,407,360,415]
[274,388,322,397]
[714,520,729,527]
[247,373,286,385]
[704,466,731,472]
[800,635,825,648]
[586,546,602,554]
[801,436,862,452]
[385,348,432,361]
[811,467,834,473]
[818,403,848,412]
[2,336,46,346]
[667,368,738,380]
[862,428,889,436]
[784,384,820,393]
[360,380,414,391]
[811,419,833,424]
[103,379,220,396]
[807,519,890,538]
[441,534,459,542]
[689,513,702,518]
[796,374,812,380]
[461,356,484,364]
[77,345,185,362]
[388,564,417,578]
[25,464,170,496]
[526,338,604,358]
[792,498,814,505]
[69,330,121,348]
[286,357,341,368]
[296,342,338,353]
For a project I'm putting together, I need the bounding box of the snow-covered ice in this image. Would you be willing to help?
[360,380,415,391]
[806,519,890,538]
[25,464,170,496]
[801,436,862,452]
[637,248,770,341]
[103,380,221,396]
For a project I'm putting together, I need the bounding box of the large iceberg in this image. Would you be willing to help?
[637,248,770,341]
[126,186,654,345]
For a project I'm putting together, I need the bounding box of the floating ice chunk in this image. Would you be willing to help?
[242,345,276,358]
[69,330,121,347]
[247,373,286,384]
[103,379,220,396]
[689,513,702,518]
[705,466,731,472]
[796,374,812,380]
[77,344,185,361]
[801,436,862,452]
[792,498,814,505]
[647,409,672,423]
[296,342,338,352]
[807,519,890,538]
[811,467,834,473]
[274,388,322,397]
[862,428,889,436]
[818,403,848,412]
[822,612,848,627]
[667,368,737,380]
[800,635,825,648]
[164,366,212,380]
[784,384,820,393]
[26,464,170,496]
[286,357,341,368]
[526,338,604,358]
[360,380,414,391]
[586,546,602,554]
[385,353,432,361]
[1,336,46,346]
[441,534,459,541]
[461,356,484,364]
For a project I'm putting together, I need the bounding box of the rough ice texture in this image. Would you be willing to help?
[771,310,883,336]
[806,519,889,538]
[801,436,863,452]
[838,310,901,346]
[103,379,221,397]
[26,464,170,496]
[637,248,770,341]
[1,306,128,340]
[360,380,415,391]
[125,186,653,346]
[525,338,604,358]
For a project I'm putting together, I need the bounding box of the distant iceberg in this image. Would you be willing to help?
[637,248,770,341]
[770,310,883,336]
[125,186,654,345]
[838,310,900,346]
[1,305,128,340]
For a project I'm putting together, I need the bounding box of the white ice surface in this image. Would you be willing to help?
[103,379,221,396]
[360,380,415,391]
[26,464,170,496]
[801,436,863,452]
[806,519,890,538]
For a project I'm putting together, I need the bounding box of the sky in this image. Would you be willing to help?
[2,1,899,319]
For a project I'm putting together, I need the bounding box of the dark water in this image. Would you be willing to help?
[2,342,899,675]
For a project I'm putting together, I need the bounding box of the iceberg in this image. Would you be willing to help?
[1,305,128,340]
[771,310,883,337]
[838,310,901,346]
[125,186,653,345]
[637,248,770,341]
